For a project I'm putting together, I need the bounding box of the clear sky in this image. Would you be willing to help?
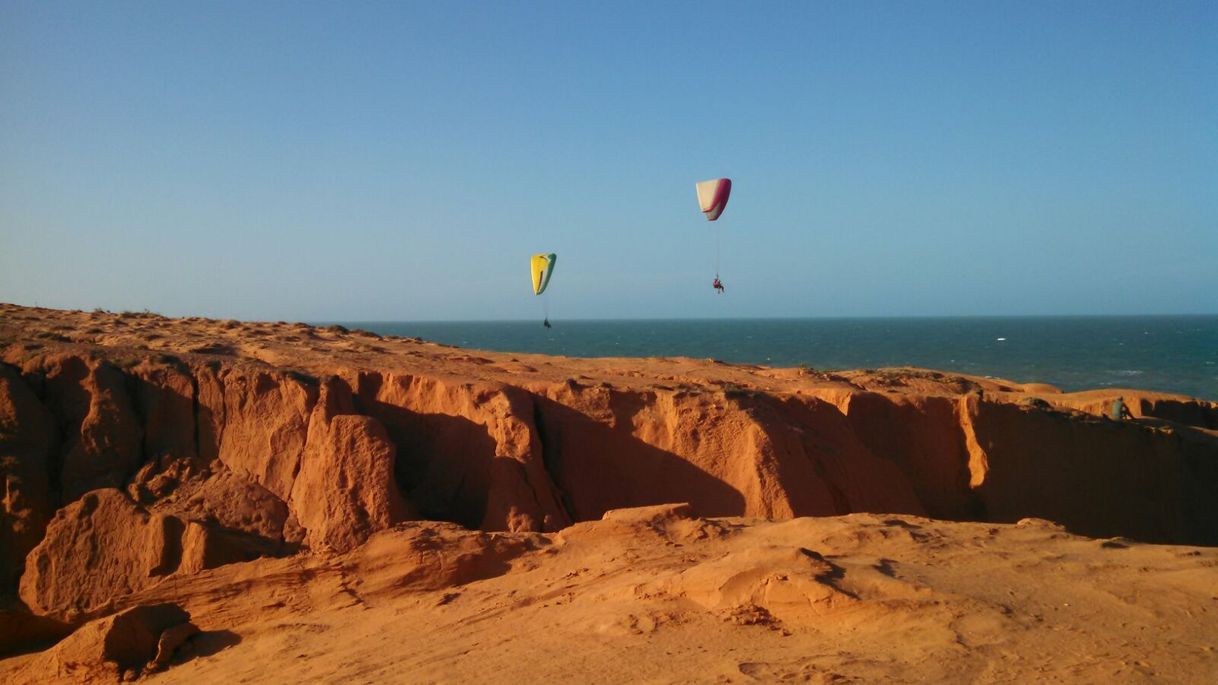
[2,1,1215,321]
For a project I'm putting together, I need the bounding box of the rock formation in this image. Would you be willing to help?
[15,603,196,681]
[0,303,1215,680]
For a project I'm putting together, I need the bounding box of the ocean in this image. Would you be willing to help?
[340,316,1218,401]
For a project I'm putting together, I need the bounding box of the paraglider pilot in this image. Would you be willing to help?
[696,179,732,295]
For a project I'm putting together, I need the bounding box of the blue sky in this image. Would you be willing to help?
[2,1,1215,321]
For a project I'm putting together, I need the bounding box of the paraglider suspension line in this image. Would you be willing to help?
[715,225,721,276]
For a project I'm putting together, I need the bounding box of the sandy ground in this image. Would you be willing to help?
[8,506,1216,684]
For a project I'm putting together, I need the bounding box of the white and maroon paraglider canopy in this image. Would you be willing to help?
[695,178,731,221]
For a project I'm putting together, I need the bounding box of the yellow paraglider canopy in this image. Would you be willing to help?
[530,253,557,295]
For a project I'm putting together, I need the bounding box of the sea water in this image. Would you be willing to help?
[339,316,1218,401]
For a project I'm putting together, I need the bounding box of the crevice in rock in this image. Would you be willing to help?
[121,364,152,488]
[208,362,227,461]
[149,516,185,577]
[189,372,201,469]
[531,396,574,525]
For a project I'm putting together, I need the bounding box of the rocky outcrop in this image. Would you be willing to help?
[151,470,295,547]
[353,372,569,532]
[0,304,1216,653]
[129,359,198,467]
[39,355,143,503]
[19,489,278,623]
[14,603,195,683]
[289,377,411,553]
[214,369,316,502]
[19,489,184,622]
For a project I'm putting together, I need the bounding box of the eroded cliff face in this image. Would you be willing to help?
[1,304,1216,644]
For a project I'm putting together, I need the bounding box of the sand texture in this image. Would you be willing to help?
[1,303,1216,683]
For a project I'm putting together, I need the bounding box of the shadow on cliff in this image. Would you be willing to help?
[361,402,497,530]
[532,395,746,522]
[1125,417,1218,546]
[970,402,1218,545]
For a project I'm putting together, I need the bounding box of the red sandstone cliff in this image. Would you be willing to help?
[1,303,1216,666]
